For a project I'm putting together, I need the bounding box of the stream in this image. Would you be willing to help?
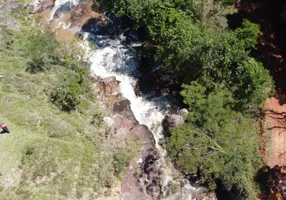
[47,0,207,199]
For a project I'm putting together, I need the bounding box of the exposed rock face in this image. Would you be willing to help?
[100,76,120,96]
[1,1,20,10]
[99,76,136,122]
[71,3,100,27]
[162,114,184,137]
[113,115,161,200]
[99,76,123,102]
[98,75,161,199]
[0,17,18,29]
[0,1,20,30]
[113,99,137,123]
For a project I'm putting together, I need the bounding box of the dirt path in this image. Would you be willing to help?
[239,0,286,166]
[264,98,286,167]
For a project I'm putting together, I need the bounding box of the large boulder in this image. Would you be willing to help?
[71,3,100,27]
[113,115,161,200]
[113,99,137,123]
[99,76,124,103]
[162,114,184,137]
[100,76,120,95]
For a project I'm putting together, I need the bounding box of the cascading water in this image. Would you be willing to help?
[46,1,207,199]
[49,0,79,22]
[81,30,203,200]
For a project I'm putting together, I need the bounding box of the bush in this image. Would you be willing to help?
[113,148,133,176]
[22,30,59,73]
[50,71,87,112]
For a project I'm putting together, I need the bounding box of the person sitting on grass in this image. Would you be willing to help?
[0,123,10,134]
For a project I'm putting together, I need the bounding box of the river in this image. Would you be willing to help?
[47,0,207,199]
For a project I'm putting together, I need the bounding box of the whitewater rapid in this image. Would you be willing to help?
[82,32,201,199]
[47,1,204,199]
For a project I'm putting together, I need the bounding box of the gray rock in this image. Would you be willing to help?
[162,114,184,137]
[32,0,55,13]
[1,1,20,10]
[178,108,189,115]
[0,17,19,29]
[103,117,115,128]
[100,76,121,97]
[167,114,184,127]
[116,114,160,200]
[113,99,137,123]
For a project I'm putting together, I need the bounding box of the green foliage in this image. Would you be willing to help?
[50,71,88,112]
[178,29,273,110]
[167,83,261,197]
[147,8,203,66]
[0,14,135,199]
[235,19,260,49]
[20,29,59,73]
[113,148,133,176]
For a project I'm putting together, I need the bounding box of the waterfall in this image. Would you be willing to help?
[81,31,203,199]
[47,1,207,199]
[49,0,79,22]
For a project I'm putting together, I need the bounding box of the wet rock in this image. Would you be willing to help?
[158,138,166,148]
[100,76,120,96]
[162,114,184,137]
[141,148,161,197]
[71,3,100,27]
[113,99,137,123]
[99,76,124,102]
[81,16,109,35]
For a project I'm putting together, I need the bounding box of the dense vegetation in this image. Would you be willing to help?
[0,8,136,199]
[98,0,274,199]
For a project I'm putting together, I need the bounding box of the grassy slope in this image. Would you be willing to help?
[0,8,133,200]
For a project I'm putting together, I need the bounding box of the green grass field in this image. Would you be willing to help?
[0,9,136,199]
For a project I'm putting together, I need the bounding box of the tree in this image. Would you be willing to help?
[167,82,261,198]
[235,19,260,50]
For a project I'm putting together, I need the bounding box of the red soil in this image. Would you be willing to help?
[239,0,286,167]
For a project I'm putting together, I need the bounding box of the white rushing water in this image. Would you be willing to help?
[49,0,80,22]
[82,32,202,199]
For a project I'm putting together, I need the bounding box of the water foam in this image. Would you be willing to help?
[84,32,202,199]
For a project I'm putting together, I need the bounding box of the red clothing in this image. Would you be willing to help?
[0,124,6,129]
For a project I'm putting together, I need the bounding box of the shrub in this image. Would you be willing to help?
[22,30,59,73]
[113,148,133,176]
[50,71,86,112]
